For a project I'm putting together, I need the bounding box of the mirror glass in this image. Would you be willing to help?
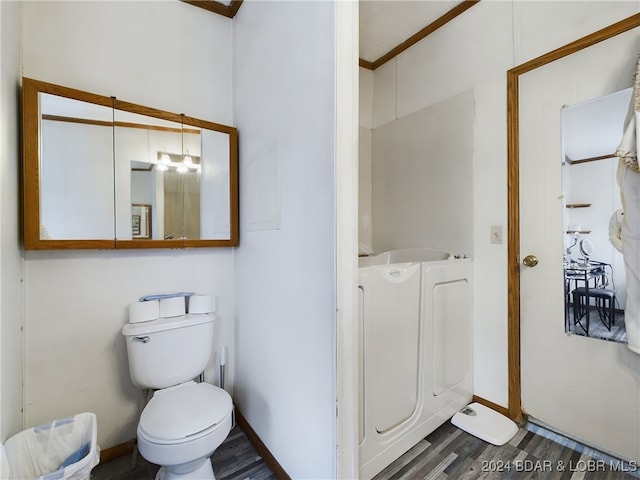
[39,92,115,240]
[23,77,238,249]
[561,87,631,343]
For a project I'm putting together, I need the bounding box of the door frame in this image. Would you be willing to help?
[506,13,640,422]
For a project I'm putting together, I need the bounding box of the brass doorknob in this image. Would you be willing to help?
[522,255,539,267]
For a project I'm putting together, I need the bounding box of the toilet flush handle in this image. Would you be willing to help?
[133,336,150,343]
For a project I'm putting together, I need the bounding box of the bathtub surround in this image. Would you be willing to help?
[369,90,474,257]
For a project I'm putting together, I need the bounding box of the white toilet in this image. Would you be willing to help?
[122,300,233,480]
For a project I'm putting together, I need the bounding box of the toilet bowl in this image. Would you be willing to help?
[121,298,232,480]
[137,382,233,480]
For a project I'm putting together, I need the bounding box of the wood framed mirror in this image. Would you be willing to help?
[22,77,238,250]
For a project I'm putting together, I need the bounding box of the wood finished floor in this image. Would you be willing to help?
[373,420,640,480]
[91,419,639,479]
[90,425,277,480]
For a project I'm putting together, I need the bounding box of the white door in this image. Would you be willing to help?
[518,31,640,462]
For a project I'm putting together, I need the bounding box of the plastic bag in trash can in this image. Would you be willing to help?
[1,412,99,480]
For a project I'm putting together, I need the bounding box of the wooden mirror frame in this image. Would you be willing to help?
[506,13,640,422]
[22,77,239,250]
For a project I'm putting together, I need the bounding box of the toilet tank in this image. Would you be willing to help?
[122,314,214,389]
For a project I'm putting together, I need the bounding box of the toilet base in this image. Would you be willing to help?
[155,458,214,480]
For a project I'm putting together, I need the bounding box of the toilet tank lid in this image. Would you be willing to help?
[121,313,213,337]
[139,382,233,442]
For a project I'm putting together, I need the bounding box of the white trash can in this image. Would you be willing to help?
[0,412,99,480]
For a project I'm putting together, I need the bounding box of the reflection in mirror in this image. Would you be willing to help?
[131,204,151,238]
[113,109,185,242]
[196,127,232,240]
[22,77,238,249]
[39,93,115,240]
[113,110,231,242]
[561,87,631,343]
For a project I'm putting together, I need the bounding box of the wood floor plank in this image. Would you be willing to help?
[394,449,446,480]
[378,421,639,480]
[422,452,459,480]
[373,439,432,479]
[93,419,639,480]
[91,425,275,480]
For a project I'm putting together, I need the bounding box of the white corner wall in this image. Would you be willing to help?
[1,0,25,441]
[233,2,337,478]
[368,0,639,408]
[21,1,235,449]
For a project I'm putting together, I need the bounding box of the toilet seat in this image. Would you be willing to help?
[139,381,233,444]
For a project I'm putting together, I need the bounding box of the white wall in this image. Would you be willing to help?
[21,1,235,448]
[366,1,639,408]
[371,90,474,256]
[233,2,337,478]
[1,0,25,440]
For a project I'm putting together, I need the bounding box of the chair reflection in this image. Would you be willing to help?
[572,286,616,335]
[564,259,616,336]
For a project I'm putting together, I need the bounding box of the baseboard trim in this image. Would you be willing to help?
[235,409,291,480]
[472,395,511,418]
[98,411,290,480]
[99,439,136,464]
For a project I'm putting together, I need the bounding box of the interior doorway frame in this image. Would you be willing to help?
[506,12,640,422]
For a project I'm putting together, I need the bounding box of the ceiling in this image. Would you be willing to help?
[359,0,463,64]
[184,0,472,68]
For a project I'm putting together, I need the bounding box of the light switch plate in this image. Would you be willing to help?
[491,225,503,244]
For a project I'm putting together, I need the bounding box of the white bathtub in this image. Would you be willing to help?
[358,248,472,479]
[358,247,453,267]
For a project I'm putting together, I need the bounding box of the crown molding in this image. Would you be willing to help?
[181,0,243,18]
[359,0,480,71]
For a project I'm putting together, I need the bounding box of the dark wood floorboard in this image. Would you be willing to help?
[90,425,277,480]
[92,419,639,479]
[374,420,640,480]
